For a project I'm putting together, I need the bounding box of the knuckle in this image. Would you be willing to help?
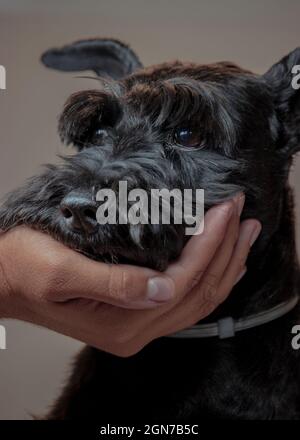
[120,269,134,301]
[108,266,132,302]
[190,281,220,319]
[194,298,218,319]
[200,278,218,303]
[200,299,218,317]
[203,272,218,288]
[184,300,217,328]
[185,270,204,292]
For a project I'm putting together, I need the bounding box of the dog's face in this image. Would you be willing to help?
[1,39,300,270]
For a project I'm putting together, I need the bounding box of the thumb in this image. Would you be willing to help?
[0,227,174,310]
[50,251,175,309]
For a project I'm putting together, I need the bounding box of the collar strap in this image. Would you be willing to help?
[167,295,299,340]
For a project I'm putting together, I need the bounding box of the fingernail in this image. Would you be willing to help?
[232,192,245,217]
[147,277,175,302]
[218,200,235,219]
[237,194,245,217]
[249,224,262,247]
[234,267,247,285]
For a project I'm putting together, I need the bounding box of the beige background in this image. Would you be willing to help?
[0,0,300,419]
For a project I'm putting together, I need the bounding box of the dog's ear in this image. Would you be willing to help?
[41,38,143,79]
[263,48,300,156]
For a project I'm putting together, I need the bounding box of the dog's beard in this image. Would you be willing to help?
[43,222,185,271]
[0,150,244,271]
[0,185,191,271]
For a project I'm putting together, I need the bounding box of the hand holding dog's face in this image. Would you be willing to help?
[0,196,260,356]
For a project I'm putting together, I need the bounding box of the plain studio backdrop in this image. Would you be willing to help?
[0,0,300,419]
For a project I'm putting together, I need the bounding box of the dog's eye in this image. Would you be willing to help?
[173,126,203,148]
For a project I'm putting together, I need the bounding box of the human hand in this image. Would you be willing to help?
[0,193,261,356]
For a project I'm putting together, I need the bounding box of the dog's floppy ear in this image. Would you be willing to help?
[263,48,300,156]
[41,38,143,79]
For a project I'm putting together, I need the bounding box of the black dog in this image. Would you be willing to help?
[1,39,300,420]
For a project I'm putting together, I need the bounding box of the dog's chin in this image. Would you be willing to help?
[75,246,169,271]
[40,223,171,271]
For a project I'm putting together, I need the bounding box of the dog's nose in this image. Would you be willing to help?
[60,191,98,234]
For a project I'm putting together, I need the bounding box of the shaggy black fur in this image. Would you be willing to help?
[1,38,300,420]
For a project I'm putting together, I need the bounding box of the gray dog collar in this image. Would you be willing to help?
[167,295,299,339]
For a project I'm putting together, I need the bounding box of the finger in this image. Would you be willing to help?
[216,219,262,300]
[2,226,168,309]
[47,253,168,308]
[164,197,237,299]
[199,193,244,296]
[127,198,236,310]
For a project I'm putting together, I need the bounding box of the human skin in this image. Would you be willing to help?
[0,193,261,356]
